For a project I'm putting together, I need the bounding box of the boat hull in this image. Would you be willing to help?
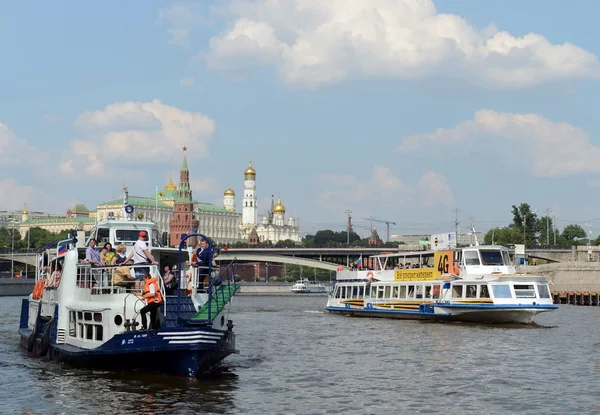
[325,303,557,324]
[19,327,237,378]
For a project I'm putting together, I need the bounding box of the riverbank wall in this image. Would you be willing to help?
[517,263,600,292]
[0,279,34,297]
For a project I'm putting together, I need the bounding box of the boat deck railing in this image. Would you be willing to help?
[74,264,162,295]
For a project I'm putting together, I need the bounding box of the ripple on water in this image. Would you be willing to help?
[1,297,599,414]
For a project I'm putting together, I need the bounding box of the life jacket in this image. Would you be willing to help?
[143,277,163,304]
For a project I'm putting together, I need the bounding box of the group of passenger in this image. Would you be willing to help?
[394,263,433,269]
[79,233,223,330]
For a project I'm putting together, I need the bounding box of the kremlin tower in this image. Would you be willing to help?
[223,185,236,212]
[241,160,257,227]
[169,147,200,247]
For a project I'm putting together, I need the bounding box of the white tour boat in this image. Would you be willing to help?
[19,189,240,378]
[290,278,327,294]
[326,236,558,324]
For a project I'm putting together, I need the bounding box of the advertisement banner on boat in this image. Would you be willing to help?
[393,250,455,281]
[394,269,436,281]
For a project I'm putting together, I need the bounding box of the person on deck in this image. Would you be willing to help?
[139,273,163,330]
[125,231,158,291]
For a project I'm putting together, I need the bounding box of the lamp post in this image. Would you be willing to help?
[345,210,352,245]
[544,208,552,245]
[453,208,460,245]
[25,230,29,278]
[553,216,558,245]
[11,224,14,279]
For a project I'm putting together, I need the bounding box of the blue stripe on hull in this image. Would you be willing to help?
[19,327,236,378]
[432,303,558,310]
[325,306,434,320]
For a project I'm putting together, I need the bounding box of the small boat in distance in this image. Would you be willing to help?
[326,232,558,324]
[290,278,327,294]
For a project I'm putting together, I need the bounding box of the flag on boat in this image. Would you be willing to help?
[354,255,363,268]
[58,243,68,255]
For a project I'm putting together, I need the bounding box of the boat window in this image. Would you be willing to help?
[97,228,110,244]
[491,285,512,298]
[85,324,93,340]
[425,285,432,298]
[415,285,423,299]
[384,286,391,298]
[452,285,463,298]
[479,285,490,298]
[95,325,103,341]
[537,284,551,299]
[501,251,511,266]
[392,286,399,298]
[407,285,415,298]
[514,284,536,298]
[399,286,406,298]
[69,311,76,337]
[466,285,477,298]
[377,286,385,299]
[116,229,143,243]
[359,286,364,297]
[480,250,504,266]
[464,251,480,265]
[352,286,359,298]
[432,284,440,299]
[333,286,340,298]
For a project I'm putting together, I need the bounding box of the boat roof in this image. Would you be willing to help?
[370,245,510,259]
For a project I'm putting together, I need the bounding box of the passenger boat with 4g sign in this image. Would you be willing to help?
[18,192,240,378]
[326,235,558,324]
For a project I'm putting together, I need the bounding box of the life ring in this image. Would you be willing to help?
[125,204,134,214]
[366,271,375,282]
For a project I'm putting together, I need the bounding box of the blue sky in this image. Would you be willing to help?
[1,0,600,238]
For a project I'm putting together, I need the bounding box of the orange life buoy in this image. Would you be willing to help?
[32,280,44,300]
[366,271,375,282]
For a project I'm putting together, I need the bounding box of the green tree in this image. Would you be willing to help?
[536,216,555,245]
[511,203,539,245]
[483,227,523,245]
[275,239,297,248]
[0,227,21,249]
[561,224,586,243]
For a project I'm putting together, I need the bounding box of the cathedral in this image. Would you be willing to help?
[225,161,301,244]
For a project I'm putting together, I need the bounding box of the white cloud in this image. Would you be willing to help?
[191,177,217,194]
[202,0,599,87]
[398,109,600,177]
[180,77,196,87]
[0,178,74,213]
[157,3,213,45]
[314,164,455,214]
[63,99,216,177]
[0,122,45,165]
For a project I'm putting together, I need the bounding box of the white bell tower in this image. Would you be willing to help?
[242,160,257,226]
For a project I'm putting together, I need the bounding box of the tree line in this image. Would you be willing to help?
[482,203,593,247]
[0,227,71,251]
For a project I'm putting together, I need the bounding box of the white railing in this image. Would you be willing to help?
[75,264,160,295]
[190,265,221,294]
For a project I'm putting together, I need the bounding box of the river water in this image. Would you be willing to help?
[1,295,599,414]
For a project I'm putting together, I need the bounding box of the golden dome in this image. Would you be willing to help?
[272,198,285,214]
[23,209,28,214]
[244,161,256,178]
[224,186,235,196]
[164,178,177,191]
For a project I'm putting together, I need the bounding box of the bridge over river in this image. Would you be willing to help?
[0,245,594,270]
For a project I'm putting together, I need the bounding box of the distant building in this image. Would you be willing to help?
[169,147,199,247]
[234,161,300,244]
[18,205,95,238]
[96,195,173,238]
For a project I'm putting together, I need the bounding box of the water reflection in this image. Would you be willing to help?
[3,296,600,414]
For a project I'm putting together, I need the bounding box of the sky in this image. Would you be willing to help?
[1,0,600,238]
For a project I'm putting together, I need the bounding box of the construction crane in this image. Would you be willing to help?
[362,217,397,243]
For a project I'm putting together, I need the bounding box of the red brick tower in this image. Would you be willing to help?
[169,146,199,247]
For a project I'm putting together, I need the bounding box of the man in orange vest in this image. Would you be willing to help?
[139,273,163,330]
